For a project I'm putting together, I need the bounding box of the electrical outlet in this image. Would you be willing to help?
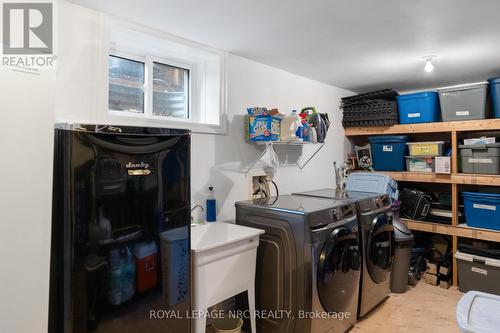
[250,173,270,199]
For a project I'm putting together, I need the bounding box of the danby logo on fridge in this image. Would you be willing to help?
[126,161,151,176]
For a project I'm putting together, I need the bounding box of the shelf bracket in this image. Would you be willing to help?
[297,143,325,171]
[242,142,275,175]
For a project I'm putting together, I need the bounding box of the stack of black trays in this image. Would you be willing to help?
[341,89,399,128]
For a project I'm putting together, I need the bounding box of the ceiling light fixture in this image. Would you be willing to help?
[423,55,436,73]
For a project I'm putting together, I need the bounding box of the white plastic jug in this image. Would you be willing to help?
[280,110,301,141]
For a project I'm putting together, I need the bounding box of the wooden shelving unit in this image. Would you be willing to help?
[345,118,500,136]
[402,219,500,243]
[346,118,500,287]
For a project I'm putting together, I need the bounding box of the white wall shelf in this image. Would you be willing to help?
[243,141,325,174]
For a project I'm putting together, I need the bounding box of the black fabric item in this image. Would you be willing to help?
[400,188,432,220]
[308,112,328,143]
[458,243,500,260]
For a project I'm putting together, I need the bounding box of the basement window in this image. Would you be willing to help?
[108,55,145,114]
[152,62,189,119]
[103,19,227,134]
[108,55,190,120]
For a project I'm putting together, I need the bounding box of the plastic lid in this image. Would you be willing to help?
[406,141,445,145]
[462,191,500,199]
[368,135,410,143]
[397,91,438,100]
[489,77,500,84]
[457,291,500,333]
[393,220,413,239]
[438,82,488,91]
[134,241,158,258]
[458,142,500,148]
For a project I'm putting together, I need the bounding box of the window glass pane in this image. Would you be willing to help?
[153,62,189,119]
[108,55,145,113]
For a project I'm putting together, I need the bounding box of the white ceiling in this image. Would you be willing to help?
[69,0,500,93]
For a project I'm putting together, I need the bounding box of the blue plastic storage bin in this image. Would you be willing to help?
[397,91,441,124]
[345,172,399,201]
[489,78,500,118]
[462,192,500,231]
[368,136,410,171]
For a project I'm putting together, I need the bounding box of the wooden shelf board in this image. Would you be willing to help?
[345,118,500,136]
[455,224,500,243]
[453,173,500,186]
[402,219,454,236]
[382,171,453,184]
[353,171,500,185]
[402,219,500,242]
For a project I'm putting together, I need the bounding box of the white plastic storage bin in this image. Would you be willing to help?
[438,82,489,121]
[405,156,435,172]
[457,291,500,333]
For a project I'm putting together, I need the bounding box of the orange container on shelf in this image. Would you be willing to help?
[133,241,158,293]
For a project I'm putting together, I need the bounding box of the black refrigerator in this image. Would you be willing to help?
[49,124,191,333]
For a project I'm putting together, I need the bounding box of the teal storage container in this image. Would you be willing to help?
[462,192,500,231]
[397,91,441,124]
[368,136,410,171]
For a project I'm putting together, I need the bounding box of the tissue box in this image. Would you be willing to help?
[246,115,281,141]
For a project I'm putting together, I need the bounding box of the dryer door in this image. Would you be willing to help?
[317,226,361,313]
[367,213,394,283]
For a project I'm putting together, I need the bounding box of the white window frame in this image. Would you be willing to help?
[97,15,228,135]
[149,56,192,123]
[108,50,193,123]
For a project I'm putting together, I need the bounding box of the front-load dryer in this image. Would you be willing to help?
[293,189,394,318]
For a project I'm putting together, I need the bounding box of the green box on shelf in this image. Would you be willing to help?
[246,115,281,141]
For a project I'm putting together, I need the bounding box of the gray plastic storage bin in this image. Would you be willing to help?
[459,143,500,174]
[457,291,500,333]
[456,251,500,295]
[438,82,489,121]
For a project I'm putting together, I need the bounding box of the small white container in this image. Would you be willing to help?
[213,318,244,333]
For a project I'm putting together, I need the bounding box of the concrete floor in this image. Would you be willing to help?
[352,281,463,333]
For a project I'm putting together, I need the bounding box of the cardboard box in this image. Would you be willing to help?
[426,262,438,275]
[440,278,452,289]
[439,265,451,276]
[246,115,281,141]
[435,156,451,174]
[425,273,439,286]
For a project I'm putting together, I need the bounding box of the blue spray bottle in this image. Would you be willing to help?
[206,186,217,222]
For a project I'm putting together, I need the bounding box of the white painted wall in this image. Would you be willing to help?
[0,68,55,332]
[56,2,354,222]
[191,55,353,220]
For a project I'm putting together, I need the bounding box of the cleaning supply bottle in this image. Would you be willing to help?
[291,110,303,141]
[206,186,216,222]
[281,110,298,141]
